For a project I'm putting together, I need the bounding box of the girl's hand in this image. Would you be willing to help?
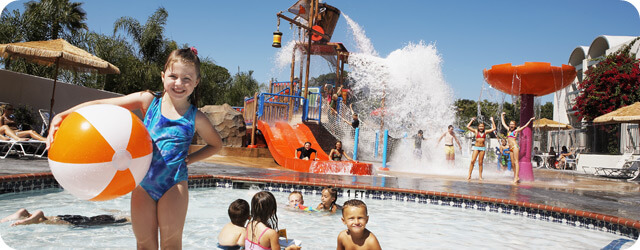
[490,117,494,121]
[471,117,476,120]
[501,112,506,116]
[46,114,64,149]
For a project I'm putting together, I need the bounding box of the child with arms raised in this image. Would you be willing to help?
[47,48,223,249]
[246,191,301,250]
[337,199,381,250]
[218,199,250,249]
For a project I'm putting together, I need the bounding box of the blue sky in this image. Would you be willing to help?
[5,0,640,102]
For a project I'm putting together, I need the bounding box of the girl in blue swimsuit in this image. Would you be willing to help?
[501,112,535,183]
[466,117,496,180]
[47,48,223,249]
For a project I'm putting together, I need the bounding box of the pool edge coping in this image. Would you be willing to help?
[1,172,639,239]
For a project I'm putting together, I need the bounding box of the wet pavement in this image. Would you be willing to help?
[1,155,639,221]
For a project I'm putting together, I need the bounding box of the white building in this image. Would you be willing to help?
[553,35,640,154]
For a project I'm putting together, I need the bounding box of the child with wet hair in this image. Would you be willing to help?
[246,191,301,250]
[337,199,381,250]
[316,187,340,213]
[288,191,304,208]
[217,199,250,249]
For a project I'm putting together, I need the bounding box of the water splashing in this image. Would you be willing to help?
[344,13,460,172]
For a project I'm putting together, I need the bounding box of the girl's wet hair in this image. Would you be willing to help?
[323,187,338,208]
[163,48,201,106]
[250,191,278,231]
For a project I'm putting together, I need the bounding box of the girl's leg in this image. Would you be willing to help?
[0,208,30,223]
[468,150,479,180]
[16,130,46,141]
[478,151,485,180]
[131,186,159,249]
[158,181,189,249]
[511,147,520,183]
[11,210,47,226]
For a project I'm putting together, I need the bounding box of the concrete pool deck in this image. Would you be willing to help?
[0,155,639,222]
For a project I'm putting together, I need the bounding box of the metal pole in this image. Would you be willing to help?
[49,57,61,125]
[382,129,389,168]
[353,127,359,161]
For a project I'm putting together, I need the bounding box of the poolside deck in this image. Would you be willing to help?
[1,156,639,222]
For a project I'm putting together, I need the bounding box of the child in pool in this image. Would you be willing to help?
[337,199,381,250]
[466,117,496,180]
[499,138,512,172]
[0,208,129,227]
[218,199,250,250]
[316,187,340,213]
[288,191,304,208]
[245,191,301,250]
[500,112,535,183]
[47,48,223,249]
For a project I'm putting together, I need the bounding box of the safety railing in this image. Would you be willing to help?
[243,94,258,128]
[305,92,322,122]
[257,93,305,124]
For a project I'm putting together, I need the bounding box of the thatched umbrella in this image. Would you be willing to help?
[533,118,573,129]
[0,38,120,122]
[594,102,640,153]
[593,102,640,124]
[533,118,573,151]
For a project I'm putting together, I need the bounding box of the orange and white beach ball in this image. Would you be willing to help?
[48,104,152,201]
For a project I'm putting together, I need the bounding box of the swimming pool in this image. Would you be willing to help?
[0,185,635,249]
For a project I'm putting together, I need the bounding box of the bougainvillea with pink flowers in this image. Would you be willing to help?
[573,37,640,121]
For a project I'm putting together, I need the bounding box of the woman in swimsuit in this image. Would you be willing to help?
[329,141,353,161]
[501,112,535,183]
[0,104,46,141]
[466,117,496,180]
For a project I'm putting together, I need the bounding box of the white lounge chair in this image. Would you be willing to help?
[589,152,640,179]
[0,139,46,159]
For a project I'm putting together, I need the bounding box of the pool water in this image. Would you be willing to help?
[0,187,635,249]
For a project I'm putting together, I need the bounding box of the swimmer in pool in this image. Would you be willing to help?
[337,199,381,250]
[316,187,340,213]
[288,191,304,208]
[217,199,250,250]
[0,208,129,227]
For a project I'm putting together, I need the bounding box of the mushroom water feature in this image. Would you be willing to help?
[483,62,576,181]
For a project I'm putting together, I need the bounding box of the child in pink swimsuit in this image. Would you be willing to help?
[245,191,301,250]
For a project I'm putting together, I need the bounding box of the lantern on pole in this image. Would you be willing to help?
[273,17,283,48]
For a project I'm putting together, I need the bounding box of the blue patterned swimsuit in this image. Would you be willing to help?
[140,97,196,201]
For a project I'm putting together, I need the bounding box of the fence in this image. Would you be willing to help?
[257,93,304,124]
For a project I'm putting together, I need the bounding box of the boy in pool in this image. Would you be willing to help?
[288,191,304,208]
[0,208,129,227]
[337,199,381,250]
[217,199,250,250]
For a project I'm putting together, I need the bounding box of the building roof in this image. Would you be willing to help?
[587,35,637,59]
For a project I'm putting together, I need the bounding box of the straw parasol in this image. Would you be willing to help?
[593,102,640,124]
[533,118,573,129]
[0,38,120,122]
[533,118,573,151]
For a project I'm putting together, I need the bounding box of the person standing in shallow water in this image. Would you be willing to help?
[501,112,535,183]
[437,125,462,167]
[466,117,496,180]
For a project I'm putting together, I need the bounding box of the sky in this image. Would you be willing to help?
[4,0,640,103]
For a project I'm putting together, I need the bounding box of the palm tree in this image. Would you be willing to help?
[113,7,173,64]
[22,0,88,41]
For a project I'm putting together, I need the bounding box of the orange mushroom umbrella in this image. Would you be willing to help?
[483,62,576,96]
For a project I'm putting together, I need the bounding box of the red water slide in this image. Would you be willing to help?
[257,120,372,175]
